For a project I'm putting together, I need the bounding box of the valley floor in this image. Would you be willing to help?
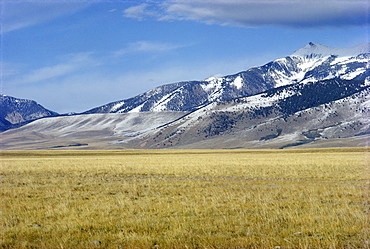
[1,148,369,248]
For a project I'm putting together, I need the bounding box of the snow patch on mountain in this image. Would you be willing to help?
[203,76,223,92]
[341,68,366,79]
[201,77,224,101]
[151,89,181,112]
[223,89,296,111]
[128,103,145,113]
[231,76,243,89]
[295,57,326,72]
[110,102,125,112]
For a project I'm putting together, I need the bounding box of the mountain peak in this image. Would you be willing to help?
[0,94,59,130]
[291,42,369,58]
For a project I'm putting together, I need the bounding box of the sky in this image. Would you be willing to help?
[1,0,369,114]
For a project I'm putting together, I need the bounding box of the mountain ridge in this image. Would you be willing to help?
[82,42,369,114]
[291,42,370,58]
[0,94,58,132]
[1,42,369,149]
[2,78,366,150]
[123,78,369,149]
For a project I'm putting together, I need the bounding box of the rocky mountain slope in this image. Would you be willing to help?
[0,94,58,132]
[2,78,368,150]
[1,42,368,150]
[125,78,369,149]
[83,42,369,114]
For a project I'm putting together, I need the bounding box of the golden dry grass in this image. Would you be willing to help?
[1,148,369,249]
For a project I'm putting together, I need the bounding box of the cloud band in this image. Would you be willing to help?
[124,0,370,28]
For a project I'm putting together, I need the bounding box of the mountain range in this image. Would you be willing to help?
[83,42,369,114]
[1,42,369,150]
[0,94,58,132]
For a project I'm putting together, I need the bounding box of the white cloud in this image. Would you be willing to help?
[123,3,159,20]
[0,62,21,78]
[11,52,98,85]
[1,1,90,33]
[124,0,370,28]
[113,41,190,57]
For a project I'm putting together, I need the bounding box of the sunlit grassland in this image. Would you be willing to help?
[1,148,369,249]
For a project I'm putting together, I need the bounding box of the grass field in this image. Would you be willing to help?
[1,148,369,249]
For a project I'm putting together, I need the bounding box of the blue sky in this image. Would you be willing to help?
[1,0,369,113]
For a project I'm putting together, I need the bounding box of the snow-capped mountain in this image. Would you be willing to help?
[0,94,58,131]
[1,42,369,149]
[83,42,369,114]
[126,78,369,149]
[292,42,369,58]
[4,78,367,150]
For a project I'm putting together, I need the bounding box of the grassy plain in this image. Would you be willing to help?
[1,148,369,249]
